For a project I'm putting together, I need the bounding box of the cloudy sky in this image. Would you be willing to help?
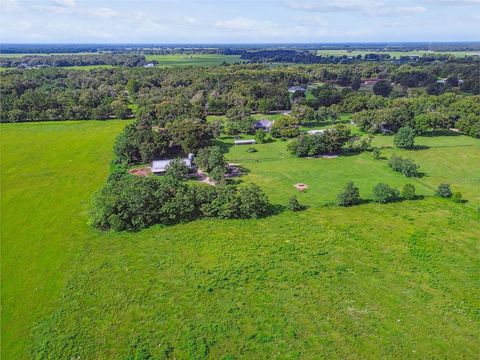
[1,0,479,43]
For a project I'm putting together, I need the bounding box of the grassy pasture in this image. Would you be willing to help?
[1,121,479,359]
[145,54,243,66]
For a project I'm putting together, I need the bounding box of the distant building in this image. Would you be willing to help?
[144,63,155,68]
[151,154,195,174]
[361,78,382,85]
[288,86,306,93]
[307,129,325,135]
[254,119,273,131]
[234,139,256,145]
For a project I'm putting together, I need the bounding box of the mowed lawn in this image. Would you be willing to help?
[0,120,128,359]
[1,121,479,359]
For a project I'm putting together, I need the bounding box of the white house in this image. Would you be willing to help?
[308,129,325,135]
[151,154,195,174]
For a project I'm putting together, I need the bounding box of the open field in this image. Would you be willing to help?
[316,49,480,58]
[1,121,479,359]
[145,54,243,66]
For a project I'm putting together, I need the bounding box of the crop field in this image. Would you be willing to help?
[316,49,480,58]
[145,54,243,66]
[1,121,479,359]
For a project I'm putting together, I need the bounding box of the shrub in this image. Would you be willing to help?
[288,196,305,211]
[254,129,273,144]
[394,126,416,149]
[246,147,257,153]
[372,183,400,203]
[436,183,452,198]
[401,184,416,200]
[452,192,463,203]
[388,155,419,177]
[336,182,361,207]
[372,148,381,159]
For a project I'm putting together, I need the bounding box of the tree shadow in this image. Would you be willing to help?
[269,203,286,215]
[411,145,430,151]
[423,130,461,137]
[213,138,234,154]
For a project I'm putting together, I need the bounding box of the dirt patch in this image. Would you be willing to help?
[294,183,308,192]
[128,167,152,177]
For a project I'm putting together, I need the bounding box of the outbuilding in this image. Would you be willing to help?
[234,139,256,145]
[151,154,195,174]
[254,119,273,131]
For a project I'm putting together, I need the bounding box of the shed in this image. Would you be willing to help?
[288,86,307,93]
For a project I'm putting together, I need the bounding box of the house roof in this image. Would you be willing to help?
[289,86,306,91]
[151,158,192,173]
[308,129,325,135]
[255,119,273,127]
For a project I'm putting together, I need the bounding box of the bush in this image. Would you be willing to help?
[401,184,416,200]
[246,147,257,153]
[394,126,416,149]
[452,192,463,203]
[288,196,305,211]
[388,155,420,177]
[336,182,361,207]
[372,148,381,159]
[254,129,273,144]
[372,183,400,203]
[436,183,452,198]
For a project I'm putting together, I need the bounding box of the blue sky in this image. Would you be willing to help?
[1,0,479,43]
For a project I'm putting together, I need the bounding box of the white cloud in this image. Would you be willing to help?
[296,15,328,27]
[92,7,119,18]
[422,0,480,5]
[54,0,76,8]
[215,17,259,31]
[287,0,382,12]
[287,0,426,17]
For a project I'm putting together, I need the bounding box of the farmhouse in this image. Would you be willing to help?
[254,119,273,131]
[151,154,195,174]
[288,86,306,93]
[234,139,256,145]
[308,129,325,135]
[144,63,155,68]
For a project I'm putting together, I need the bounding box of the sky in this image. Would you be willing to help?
[1,0,479,43]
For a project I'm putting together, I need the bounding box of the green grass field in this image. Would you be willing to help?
[145,54,243,66]
[1,121,479,359]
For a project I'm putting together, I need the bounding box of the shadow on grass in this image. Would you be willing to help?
[411,145,430,151]
[423,130,461,137]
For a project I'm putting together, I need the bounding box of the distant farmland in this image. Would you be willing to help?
[145,54,243,66]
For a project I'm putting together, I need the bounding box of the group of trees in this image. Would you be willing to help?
[287,125,354,157]
[336,182,417,206]
[352,93,480,137]
[0,53,150,68]
[90,173,271,231]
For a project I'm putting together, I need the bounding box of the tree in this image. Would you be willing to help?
[336,182,361,206]
[237,184,270,218]
[436,183,452,198]
[291,104,315,124]
[271,115,300,138]
[373,81,392,97]
[401,184,416,200]
[209,166,226,185]
[388,155,419,177]
[110,99,129,119]
[288,196,305,211]
[167,118,213,154]
[255,129,273,144]
[394,126,416,149]
[196,146,226,172]
[351,77,361,91]
[225,106,255,134]
[372,183,399,203]
[164,158,190,180]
